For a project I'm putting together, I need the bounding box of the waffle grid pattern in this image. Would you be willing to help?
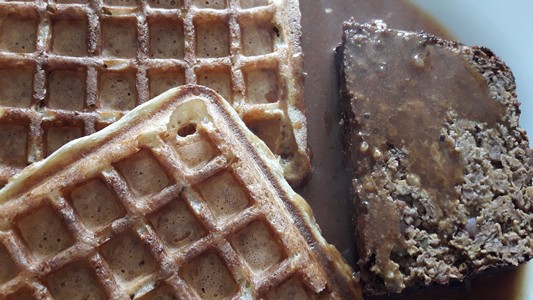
[0,0,308,187]
[0,93,332,299]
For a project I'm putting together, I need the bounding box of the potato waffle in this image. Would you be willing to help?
[0,0,309,187]
[0,86,360,299]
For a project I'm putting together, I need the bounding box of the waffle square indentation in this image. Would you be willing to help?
[149,18,184,59]
[195,19,230,58]
[51,16,88,57]
[16,205,74,260]
[180,252,237,299]
[240,20,275,56]
[196,67,232,103]
[0,244,18,284]
[0,14,37,53]
[102,18,137,58]
[148,68,185,98]
[148,0,182,9]
[193,0,226,9]
[104,0,137,7]
[149,197,207,249]
[45,261,106,300]
[244,116,289,157]
[45,125,83,156]
[231,221,285,272]
[0,66,34,108]
[99,70,137,110]
[243,66,280,104]
[197,171,250,220]
[69,178,126,231]
[0,122,28,167]
[174,133,219,169]
[115,149,171,197]
[99,231,157,282]
[240,0,269,9]
[56,0,88,3]
[47,69,86,110]
[266,276,311,299]
[138,283,176,299]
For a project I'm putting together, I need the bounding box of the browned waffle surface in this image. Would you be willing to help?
[0,86,360,299]
[0,0,309,188]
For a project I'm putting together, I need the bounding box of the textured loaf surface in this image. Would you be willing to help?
[339,20,533,295]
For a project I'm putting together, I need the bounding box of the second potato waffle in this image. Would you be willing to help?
[0,86,360,299]
[0,0,309,187]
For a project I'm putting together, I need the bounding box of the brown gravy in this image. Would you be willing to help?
[344,26,506,212]
[297,0,526,299]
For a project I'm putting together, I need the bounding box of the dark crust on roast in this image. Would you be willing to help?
[339,20,533,296]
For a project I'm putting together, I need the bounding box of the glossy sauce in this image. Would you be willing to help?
[297,0,526,299]
[344,26,506,209]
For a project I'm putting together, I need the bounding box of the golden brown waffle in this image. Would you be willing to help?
[0,0,309,188]
[0,86,360,299]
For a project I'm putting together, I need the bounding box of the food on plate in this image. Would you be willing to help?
[339,20,533,295]
[0,0,309,187]
[0,86,361,299]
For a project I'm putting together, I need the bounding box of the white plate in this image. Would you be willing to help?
[411,1,533,299]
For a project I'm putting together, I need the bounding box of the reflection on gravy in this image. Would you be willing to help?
[298,0,526,299]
